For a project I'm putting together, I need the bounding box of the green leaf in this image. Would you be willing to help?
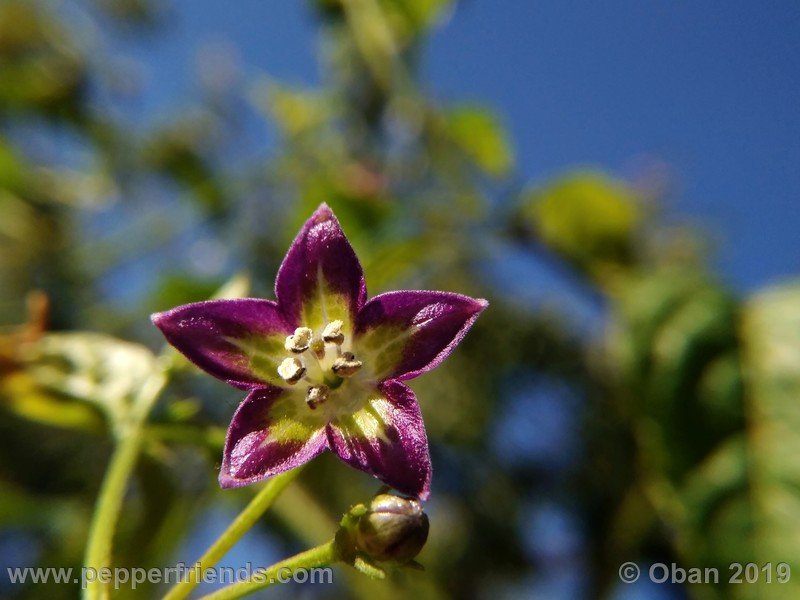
[252,80,332,137]
[21,332,160,435]
[653,281,800,598]
[446,105,513,177]
[212,272,251,300]
[383,0,454,37]
[736,282,800,596]
[0,137,28,194]
[404,0,453,27]
[519,171,642,280]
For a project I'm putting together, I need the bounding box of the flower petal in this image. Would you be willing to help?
[220,387,328,487]
[275,203,367,332]
[152,299,293,390]
[355,291,488,381]
[327,380,431,500]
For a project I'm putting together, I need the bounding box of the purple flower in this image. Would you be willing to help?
[152,204,487,500]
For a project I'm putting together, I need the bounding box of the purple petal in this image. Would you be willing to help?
[275,203,367,330]
[220,387,328,488]
[327,380,431,500]
[355,291,488,381]
[152,299,293,390]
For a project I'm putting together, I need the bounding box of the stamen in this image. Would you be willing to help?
[277,357,306,384]
[332,352,363,377]
[285,327,313,353]
[322,319,345,345]
[306,385,329,409]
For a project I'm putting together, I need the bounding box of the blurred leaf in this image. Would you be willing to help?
[394,0,453,30]
[0,371,105,431]
[0,294,102,430]
[0,1,88,117]
[211,271,251,299]
[0,137,29,195]
[610,269,744,477]
[150,274,225,313]
[339,0,398,89]
[361,235,428,291]
[736,282,800,597]
[381,0,454,41]
[633,282,800,598]
[143,111,229,219]
[253,80,333,137]
[519,172,643,282]
[19,333,160,436]
[92,0,166,27]
[677,435,752,577]
[445,105,513,177]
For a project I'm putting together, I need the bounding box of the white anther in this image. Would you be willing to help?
[285,327,313,353]
[321,319,345,345]
[277,357,306,384]
[306,385,329,409]
[332,352,363,377]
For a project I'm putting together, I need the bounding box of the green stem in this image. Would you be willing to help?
[163,467,304,600]
[83,369,167,600]
[198,541,339,600]
[83,430,145,599]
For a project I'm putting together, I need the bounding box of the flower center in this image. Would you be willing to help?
[277,320,364,410]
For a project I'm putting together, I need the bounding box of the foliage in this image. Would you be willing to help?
[0,1,798,598]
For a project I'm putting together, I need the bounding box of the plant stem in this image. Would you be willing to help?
[83,430,145,599]
[163,467,304,600]
[198,541,339,600]
[83,369,167,600]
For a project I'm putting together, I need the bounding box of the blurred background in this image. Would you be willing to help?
[1,1,799,598]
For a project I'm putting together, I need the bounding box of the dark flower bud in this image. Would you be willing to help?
[354,494,429,563]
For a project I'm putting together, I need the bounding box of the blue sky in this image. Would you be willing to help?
[127,0,800,291]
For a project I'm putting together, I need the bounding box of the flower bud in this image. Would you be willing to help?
[354,494,429,563]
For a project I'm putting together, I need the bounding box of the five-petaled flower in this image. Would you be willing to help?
[152,204,487,500]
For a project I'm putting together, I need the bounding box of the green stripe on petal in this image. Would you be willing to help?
[220,387,328,488]
[264,388,329,443]
[275,204,366,329]
[152,299,294,390]
[335,397,393,445]
[300,278,355,339]
[226,333,290,388]
[354,291,488,382]
[355,323,411,380]
[326,380,431,500]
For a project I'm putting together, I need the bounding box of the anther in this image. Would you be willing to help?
[285,327,313,353]
[306,385,329,409]
[332,352,363,377]
[277,357,306,384]
[322,320,345,345]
